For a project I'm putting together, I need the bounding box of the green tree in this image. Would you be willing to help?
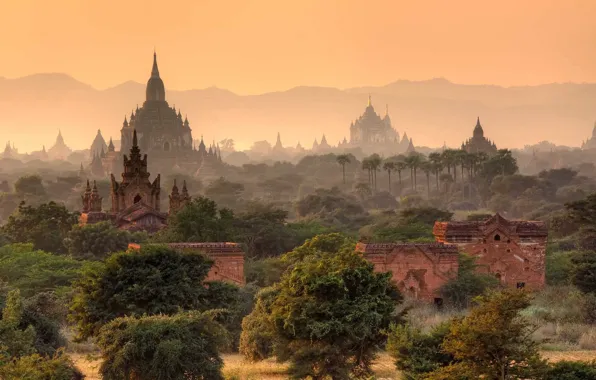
[426,289,546,380]
[428,152,443,191]
[383,161,396,193]
[0,289,36,358]
[566,192,596,249]
[1,201,78,254]
[233,203,293,259]
[396,161,408,193]
[336,154,351,184]
[97,311,228,380]
[439,254,500,308]
[368,154,382,190]
[154,196,235,243]
[478,149,519,183]
[268,240,401,379]
[14,175,46,197]
[69,244,239,340]
[405,153,423,190]
[399,207,453,226]
[0,244,83,298]
[204,177,245,209]
[386,322,454,380]
[571,251,596,294]
[239,286,279,362]
[64,221,139,260]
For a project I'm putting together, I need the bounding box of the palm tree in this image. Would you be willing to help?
[368,154,382,190]
[441,149,458,183]
[404,153,423,191]
[336,154,351,184]
[456,150,468,181]
[428,152,443,191]
[395,161,407,194]
[383,161,396,193]
[440,173,454,193]
[362,159,372,187]
[420,161,432,198]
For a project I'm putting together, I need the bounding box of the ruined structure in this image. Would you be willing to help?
[461,117,497,155]
[128,242,245,286]
[80,129,188,233]
[356,242,459,301]
[433,213,547,289]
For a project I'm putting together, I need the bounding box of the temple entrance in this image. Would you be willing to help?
[164,142,170,151]
[134,194,142,204]
[494,234,501,241]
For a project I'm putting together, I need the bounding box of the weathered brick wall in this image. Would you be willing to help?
[358,243,459,300]
[448,236,546,289]
[128,243,246,286]
[433,214,547,290]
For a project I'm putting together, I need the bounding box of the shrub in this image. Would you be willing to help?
[0,349,83,380]
[0,244,83,298]
[544,360,596,380]
[386,322,454,379]
[97,312,228,380]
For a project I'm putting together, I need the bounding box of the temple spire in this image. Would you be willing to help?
[368,94,371,107]
[151,51,160,78]
[132,129,138,147]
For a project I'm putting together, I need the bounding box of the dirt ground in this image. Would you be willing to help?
[71,351,596,380]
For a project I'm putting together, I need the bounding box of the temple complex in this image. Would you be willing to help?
[128,242,245,286]
[120,52,193,157]
[349,96,400,150]
[80,129,190,233]
[582,122,596,150]
[461,117,497,155]
[357,242,459,301]
[433,213,547,289]
[86,52,222,177]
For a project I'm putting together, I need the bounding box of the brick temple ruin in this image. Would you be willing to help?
[128,242,245,286]
[358,213,547,301]
[356,242,459,301]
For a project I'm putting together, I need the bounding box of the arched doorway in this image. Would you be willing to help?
[134,194,142,204]
[164,142,170,151]
[494,234,501,241]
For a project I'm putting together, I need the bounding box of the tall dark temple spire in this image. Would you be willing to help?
[151,50,160,78]
[146,51,165,102]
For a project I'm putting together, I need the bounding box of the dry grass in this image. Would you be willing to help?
[71,351,596,380]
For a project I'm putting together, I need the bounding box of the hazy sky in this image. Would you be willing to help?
[1,0,596,94]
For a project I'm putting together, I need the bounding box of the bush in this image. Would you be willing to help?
[0,350,83,380]
[544,360,596,380]
[0,244,83,298]
[239,287,279,362]
[386,322,454,379]
[97,312,228,380]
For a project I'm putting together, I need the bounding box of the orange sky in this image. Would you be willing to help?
[1,0,596,94]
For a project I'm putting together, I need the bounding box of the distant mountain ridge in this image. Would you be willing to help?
[0,73,594,153]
